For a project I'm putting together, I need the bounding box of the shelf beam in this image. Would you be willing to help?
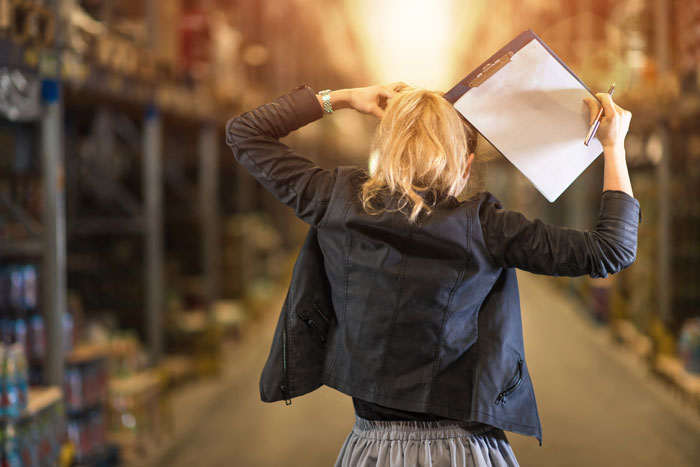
[143,105,164,364]
[199,123,221,311]
[68,217,145,236]
[40,79,66,388]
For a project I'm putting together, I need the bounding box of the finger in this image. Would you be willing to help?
[613,102,630,117]
[378,87,397,100]
[371,106,385,118]
[583,97,600,125]
[596,93,616,118]
[389,81,409,92]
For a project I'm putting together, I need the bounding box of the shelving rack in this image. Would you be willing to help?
[0,29,67,388]
[2,0,366,387]
[0,0,229,387]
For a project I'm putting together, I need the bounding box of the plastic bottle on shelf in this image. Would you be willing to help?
[20,265,37,310]
[8,267,22,312]
[1,423,22,467]
[64,367,83,412]
[11,309,27,356]
[62,310,74,353]
[11,345,28,413]
[3,345,21,418]
[28,311,45,362]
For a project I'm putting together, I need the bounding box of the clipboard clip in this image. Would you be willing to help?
[469,51,514,87]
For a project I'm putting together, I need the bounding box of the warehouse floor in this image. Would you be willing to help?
[137,272,700,467]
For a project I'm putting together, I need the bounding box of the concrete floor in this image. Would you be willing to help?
[140,272,700,467]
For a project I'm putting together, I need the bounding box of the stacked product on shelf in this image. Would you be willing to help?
[0,345,28,420]
[108,370,162,460]
[0,343,65,467]
[0,263,76,385]
[64,346,110,464]
[679,318,700,375]
[0,264,37,357]
[0,0,54,47]
[107,335,167,461]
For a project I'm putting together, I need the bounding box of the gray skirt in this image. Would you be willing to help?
[334,416,519,467]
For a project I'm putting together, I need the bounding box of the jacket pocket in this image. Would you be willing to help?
[298,303,330,344]
[311,303,330,325]
[495,358,523,406]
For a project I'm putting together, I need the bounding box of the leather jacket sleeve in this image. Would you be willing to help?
[225,85,334,226]
[479,191,641,278]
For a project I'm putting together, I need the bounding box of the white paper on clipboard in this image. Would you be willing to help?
[453,39,603,202]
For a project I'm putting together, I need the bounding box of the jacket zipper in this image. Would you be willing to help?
[280,316,292,405]
[299,312,327,344]
[495,358,523,406]
[311,303,330,324]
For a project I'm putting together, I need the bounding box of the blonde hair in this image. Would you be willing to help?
[361,88,477,223]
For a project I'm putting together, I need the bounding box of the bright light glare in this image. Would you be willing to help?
[353,0,458,89]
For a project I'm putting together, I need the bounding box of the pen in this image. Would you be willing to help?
[584,83,615,146]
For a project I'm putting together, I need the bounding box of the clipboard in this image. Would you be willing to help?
[446,29,603,203]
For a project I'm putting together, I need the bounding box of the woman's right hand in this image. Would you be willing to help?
[346,82,409,118]
[583,94,632,152]
[322,83,409,119]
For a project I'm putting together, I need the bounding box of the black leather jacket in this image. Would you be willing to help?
[226,86,641,446]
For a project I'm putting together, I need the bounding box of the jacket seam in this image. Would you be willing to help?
[323,200,354,378]
[320,168,364,228]
[471,204,483,416]
[428,205,472,404]
[374,219,411,394]
[475,199,500,268]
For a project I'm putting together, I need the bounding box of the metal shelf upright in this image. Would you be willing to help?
[653,0,672,327]
[40,78,67,387]
[143,104,164,364]
[199,122,221,311]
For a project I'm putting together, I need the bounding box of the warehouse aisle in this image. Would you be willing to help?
[145,272,700,467]
[509,273,700,466]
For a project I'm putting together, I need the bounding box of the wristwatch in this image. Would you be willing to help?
[319,89,332,114]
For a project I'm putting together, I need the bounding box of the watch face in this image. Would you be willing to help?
[321,91,332,113]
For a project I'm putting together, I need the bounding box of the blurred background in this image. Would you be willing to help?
[1,0,700,466]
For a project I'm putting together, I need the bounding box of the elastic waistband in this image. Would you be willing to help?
[352,416,502,441]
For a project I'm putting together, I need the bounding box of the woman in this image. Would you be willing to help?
[226,83,639,466]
